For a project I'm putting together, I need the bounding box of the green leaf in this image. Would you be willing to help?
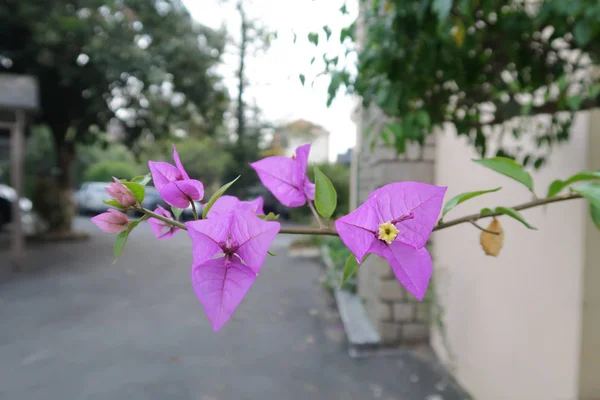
[202,176,240,219]
[114,231,129,261]
[113,215,149,262]
[340,254,369,288]
[171,207,183,220]
[547,171,600,197]
[267,250,277,257]
[573,182,600,208]
[574,20,592,46]
[480,207,493,216]
[122,181,145,203]
[442,187,502,217]
[131,173,152,187]
[299,74,305,86]
[257,212,280,221]
[590,204,600,231]
[495,207,536,230]
[432,0,452,22]
[566,95,582,111]
[314,167,337,219]
[308,32,319,46]
[103,200,124,209]
[474,157,534,192]
[323,25,332,40]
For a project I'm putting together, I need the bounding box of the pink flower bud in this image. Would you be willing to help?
[105,177,137,207]
[91,209,130,234]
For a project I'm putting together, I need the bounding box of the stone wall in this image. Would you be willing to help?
[352,105,436,345]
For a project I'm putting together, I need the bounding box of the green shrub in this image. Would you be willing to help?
[84,161,141,183]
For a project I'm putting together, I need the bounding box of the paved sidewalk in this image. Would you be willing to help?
[0,218,467,400]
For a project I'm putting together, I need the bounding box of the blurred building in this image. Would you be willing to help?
[270,119,329,164]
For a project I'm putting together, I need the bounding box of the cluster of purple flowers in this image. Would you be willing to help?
[92,144,446,331]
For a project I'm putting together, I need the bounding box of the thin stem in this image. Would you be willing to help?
[469,220,500,235]
[135,193,584,238]
[139,207,187,230]
[433,193,582,231]
[308,201,324,228]
[191,201,199,220]
[279,227,338,236]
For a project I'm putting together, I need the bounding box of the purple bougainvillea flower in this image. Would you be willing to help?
[206,195,264,218]
[250,144,315,207]
[91,209,129,234]
[148,144,204,209]
[335,182,447,300]
[105,177,137,207]
[187,210,280,331]
[148,206,180,239]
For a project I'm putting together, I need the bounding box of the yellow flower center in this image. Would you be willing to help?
[378,221,399,244]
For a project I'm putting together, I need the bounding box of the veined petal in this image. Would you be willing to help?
[160,180,201,208]
[191,256,257,332]
[293,144,311,188]
[172,144,190,180]
[371,182,447,249]
[186,214,231,265]
[248,197,264,215]
[369,240,432,301]
[229,210,280,273]
[207,195,265,218]
[91,209,128,234]
[148,206,179,239]
[148,161,180,192]
[250,156,306,207]
[303,178,316,201]
[335,200,379,262]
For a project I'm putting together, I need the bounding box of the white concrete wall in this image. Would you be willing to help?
[432,114,590,400]
[284,134,330,164]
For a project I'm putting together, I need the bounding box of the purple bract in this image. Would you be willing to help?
[250,144,315,207]
[187,210,280,331]
[335,182,447,300]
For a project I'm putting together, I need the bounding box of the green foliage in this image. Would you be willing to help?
[321,237,356,293]
[590,204,600,231]
[574,182,600,208]
[494,206,536,230]
[121,181,145,204]
[103,200,123,210]
[289,162,350,222]
[314,167,337,219]
[442,187,501,217]
[114,215,149,262]
[202,176,240,219]
[84,161,141,183]
[1,0,229,147]
[316,0,600,163]
[474,157,534,192]
[547,171,600,197]
[340,253,370,289]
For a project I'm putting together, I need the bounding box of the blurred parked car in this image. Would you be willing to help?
[0,183,43,233]
[181,201,203,222]
[77,182,111,215]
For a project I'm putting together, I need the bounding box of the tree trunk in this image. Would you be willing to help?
[34,128,75,233]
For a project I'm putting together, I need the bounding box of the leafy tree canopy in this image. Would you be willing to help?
[0,0,229,154]
[319,0,600,167]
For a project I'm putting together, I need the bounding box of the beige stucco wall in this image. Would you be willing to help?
[432,114,591,400]
[578,110,600,400]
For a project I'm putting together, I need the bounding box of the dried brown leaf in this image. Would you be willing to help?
[480,219,504,257]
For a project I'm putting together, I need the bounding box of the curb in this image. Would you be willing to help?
[319,245,381,357]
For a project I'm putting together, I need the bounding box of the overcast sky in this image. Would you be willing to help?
[182,0,358,161]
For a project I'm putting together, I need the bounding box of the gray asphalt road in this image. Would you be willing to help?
[0,218,466,400]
